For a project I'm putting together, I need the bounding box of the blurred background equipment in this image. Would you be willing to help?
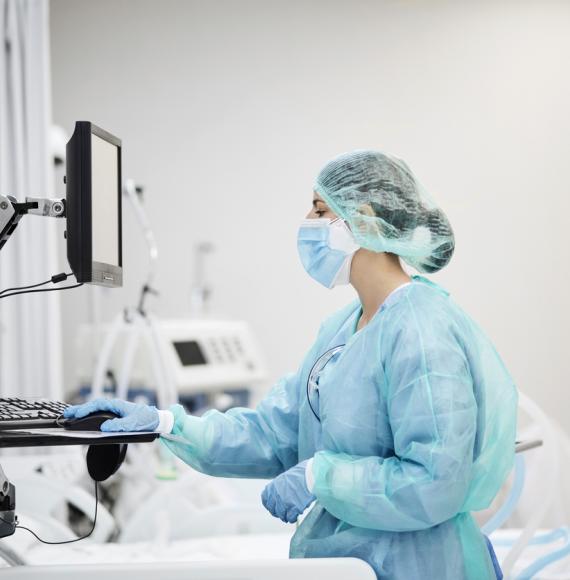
[1,0,570,577]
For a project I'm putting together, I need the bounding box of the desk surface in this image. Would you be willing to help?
[0,430,159,448]
[0,435,541,450]
[0,559,376,579]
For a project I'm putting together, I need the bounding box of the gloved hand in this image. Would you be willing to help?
[63,398,159,432]
[261,460,315,523]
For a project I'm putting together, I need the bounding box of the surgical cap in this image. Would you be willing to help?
[314,150,455,273]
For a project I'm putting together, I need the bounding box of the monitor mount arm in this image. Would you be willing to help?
[0,194,66,252]
[0,463,16,539]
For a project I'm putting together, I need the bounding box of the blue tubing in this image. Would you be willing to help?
[516,527,570,580]
[493,527,568,547]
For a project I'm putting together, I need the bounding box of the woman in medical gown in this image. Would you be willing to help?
[66,150,517,580]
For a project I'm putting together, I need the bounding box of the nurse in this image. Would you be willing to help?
[65,150,517,579]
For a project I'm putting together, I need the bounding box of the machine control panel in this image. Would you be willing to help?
[75,319,267,397]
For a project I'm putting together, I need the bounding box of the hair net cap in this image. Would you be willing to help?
[314,150,455,273]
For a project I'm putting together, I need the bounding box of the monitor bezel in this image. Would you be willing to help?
[66,121,123,287]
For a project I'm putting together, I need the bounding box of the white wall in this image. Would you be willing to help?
[50,0,570,431]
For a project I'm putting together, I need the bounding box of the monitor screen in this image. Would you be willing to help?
[173,341,208,366]
[91,134,119,267]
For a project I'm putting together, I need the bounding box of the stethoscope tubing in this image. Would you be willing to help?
[306,344,345,422]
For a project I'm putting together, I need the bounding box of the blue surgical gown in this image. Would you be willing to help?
[161,275,518,579]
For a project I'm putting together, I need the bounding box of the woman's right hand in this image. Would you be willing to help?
[63,398,160,432]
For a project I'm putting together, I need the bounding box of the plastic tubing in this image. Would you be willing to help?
[116,312,142,401]
[482,454,526,536]
[501,392,560,577]
[516,527,570,580]
[493,527,568,547]
[90,310,125,400]
[146,313,178,408]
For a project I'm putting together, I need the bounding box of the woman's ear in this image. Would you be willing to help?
[358,203,375,218]
[350,203,382,239]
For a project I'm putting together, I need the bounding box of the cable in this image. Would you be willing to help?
[0,481,99,545]
[0,272,75,297]
[0,283,83,300]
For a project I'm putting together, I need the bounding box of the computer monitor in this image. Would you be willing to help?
[66,121,123,287]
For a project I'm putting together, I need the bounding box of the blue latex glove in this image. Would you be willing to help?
[261,460,315,523]
[63,398,159,432]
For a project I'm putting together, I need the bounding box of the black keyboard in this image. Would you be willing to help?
[0,397,69,430]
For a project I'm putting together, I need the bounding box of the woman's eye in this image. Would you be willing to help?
[315,210,326,217]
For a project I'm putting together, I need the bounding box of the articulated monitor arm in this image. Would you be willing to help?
[0,194,66,252]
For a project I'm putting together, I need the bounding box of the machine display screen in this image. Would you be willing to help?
[173,341,207,366]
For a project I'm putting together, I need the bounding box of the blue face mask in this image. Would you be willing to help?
[297,218,360,288]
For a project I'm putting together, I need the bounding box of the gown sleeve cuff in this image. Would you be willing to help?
[305,457,315,492]
[166,404,206,450]
[311,450,356,503]
[168,404,190,435]
[156,409,175,434]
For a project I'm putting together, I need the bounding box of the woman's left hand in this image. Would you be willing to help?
[261,460,316,523]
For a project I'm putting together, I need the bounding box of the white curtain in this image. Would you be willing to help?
[0,0,63,399]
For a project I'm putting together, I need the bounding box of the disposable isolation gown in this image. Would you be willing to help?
[161,276,518,580]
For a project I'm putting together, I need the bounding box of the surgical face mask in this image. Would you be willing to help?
[297,218,359,288]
